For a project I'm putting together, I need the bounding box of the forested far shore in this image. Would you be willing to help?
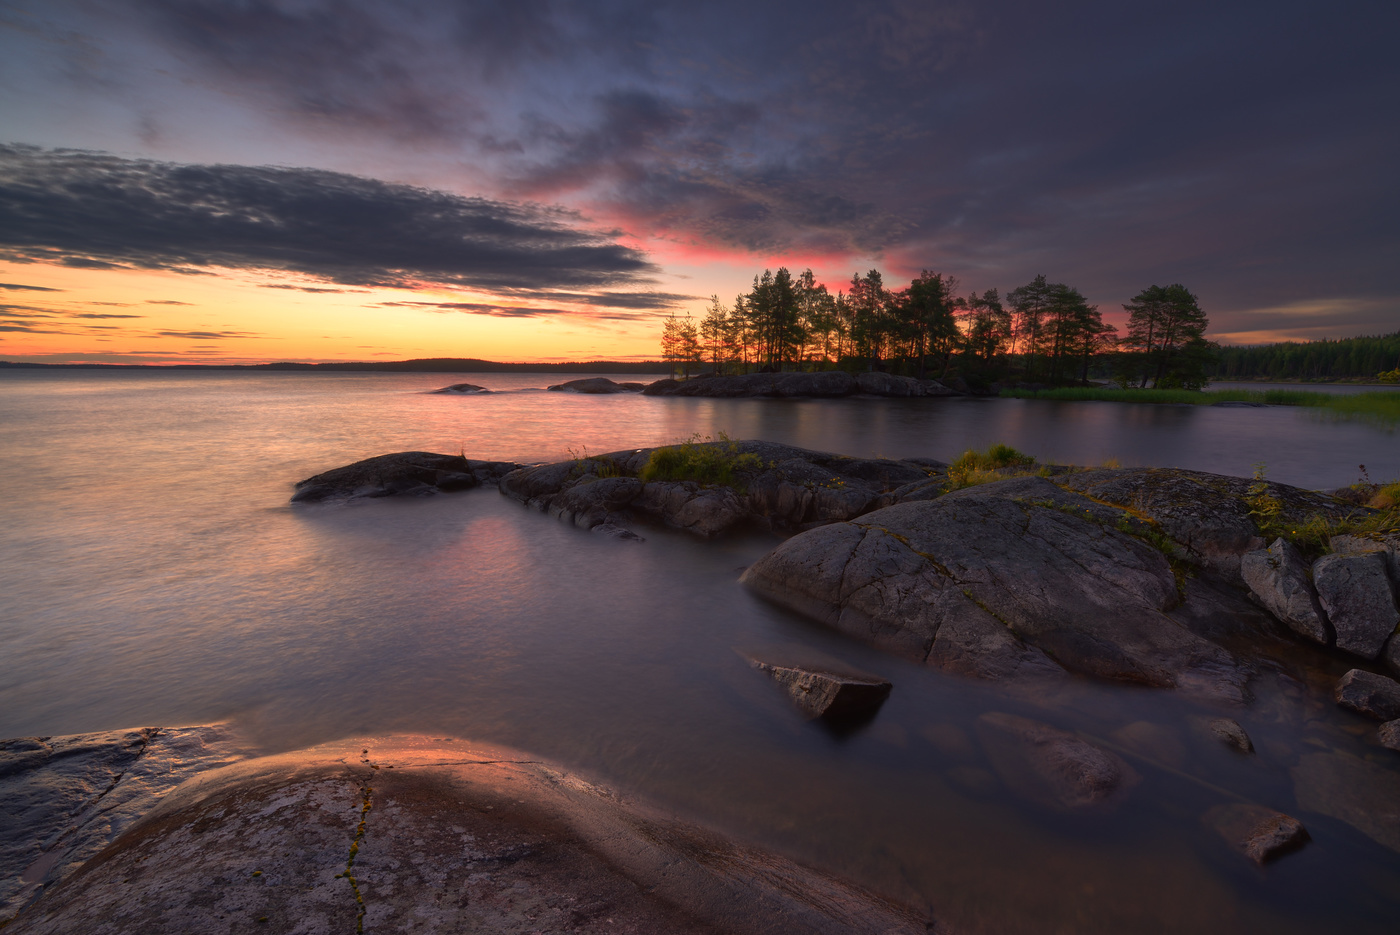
[659,266,1400,388]
[0,358,672,373]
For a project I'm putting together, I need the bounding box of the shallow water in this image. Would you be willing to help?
[2,369,1399,933]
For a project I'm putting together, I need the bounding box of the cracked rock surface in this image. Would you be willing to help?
[741,475,1249,703]
[5,735,933,935]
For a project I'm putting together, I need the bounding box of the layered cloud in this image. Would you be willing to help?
[0,145,667,302]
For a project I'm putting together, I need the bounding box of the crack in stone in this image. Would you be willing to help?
[336,750,377,934]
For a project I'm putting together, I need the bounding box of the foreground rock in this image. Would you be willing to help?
[741,475,1249,702]
[0,725,249,923]
[642,371,958,399]
[6,735,933,935]
[291,451,520,502]
[1334,668,1400,720]
[1202,804,1309,864]
[498,440,945,539]
[975,713,1140,811]
[749,659,892,722]
[547,377,644,393]
[1240,538,1331,644]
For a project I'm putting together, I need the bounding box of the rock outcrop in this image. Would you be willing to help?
[291,452,519,502]
[497,440,947,539]
[1240,538,1331,644]
[741,475,1249,702]
[430,382,490,394]
[547,377,644,393]
[5,735,933,935]
[641,371,958,399]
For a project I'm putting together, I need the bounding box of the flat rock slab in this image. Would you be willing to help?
[292,452,520,502]
[1203,803,1309,864]
[749,660,892,721]
[0,725,250,923]
[1313,552,1400,658]
[975,713,1140,811]
[1334,668,1400,720]
[6,736,933,935]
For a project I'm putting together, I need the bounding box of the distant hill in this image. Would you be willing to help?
[0,358,671,374]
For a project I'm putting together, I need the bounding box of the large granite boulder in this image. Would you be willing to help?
[292,452,519,502]
[1055,468,1357,583]
[1240,538,1331,644]
[1334,668,1400,720]
[1330,532,1400,581]
[1313,552,1399,658]
[741,475,1249,702]
[5,735,930,935]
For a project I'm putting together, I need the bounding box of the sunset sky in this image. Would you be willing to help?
[2,0,1396,364]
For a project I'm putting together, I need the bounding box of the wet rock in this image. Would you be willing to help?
[1334,668,1400,720]
[1240,538,1331,644]
[547,377,640,393]
[1379,720,1400,752]
[749,660,892,721]
[592,522,645,541]
[430,382,490,394]
[1194,717,1255,754]
[1203,803,1309,864]
[741,475,1248,701]
[1292,750,1400,853]
[1313,552,1400,658]
[975,713,1140,811]
[548,475,643,529]
[6,736,930,935]
[0,726,249,923]
[292,452,519,502]
[1109,721,1189,770]
[1055,468,1356,583]
[635,481,749,537]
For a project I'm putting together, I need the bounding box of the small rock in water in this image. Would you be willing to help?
[431,383,490,394]
[1194,716,1255,754]
[591,523,644,541]
[749,660,891,721]
[1378,720,1400,752]
[1203,803,1310,864]
[1312,552,1400,658]
[1334,669,1400,721]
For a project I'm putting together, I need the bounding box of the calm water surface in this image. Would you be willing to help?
[2,369,1399,934]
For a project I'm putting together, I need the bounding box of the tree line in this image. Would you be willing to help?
[661,267,1214,388]
[1214,332,1400,382]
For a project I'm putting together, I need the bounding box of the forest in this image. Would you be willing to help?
[1214,332,1400,382]
[661,268,1213,389]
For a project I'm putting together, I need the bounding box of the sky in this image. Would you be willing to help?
[1,0,1397,364]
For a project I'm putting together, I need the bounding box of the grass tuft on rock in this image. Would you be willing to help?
[640,434,764,488]
[945,444,1039,490]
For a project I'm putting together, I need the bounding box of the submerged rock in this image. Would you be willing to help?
[1379,720,1400,752]
[1203,803,1309,864]
[749,660,892,721]
[975,713,1140,811]
[291,452,519,502]
[1334,668,1400,720]
[1195,717,1255,754]
[5,735,931,935]
[1240,538,1331,644]
[741,475,1248,702]
[1292,750,1400,854]
[1313,552,1400,658]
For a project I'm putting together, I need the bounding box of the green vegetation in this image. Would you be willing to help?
[1000,385,1400,424]
[945,444,1041,490]
[1246,462,1400,554]
[640,434,764,488]
[1214,331,1400,382]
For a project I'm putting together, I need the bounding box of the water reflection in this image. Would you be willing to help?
[1,369,1398,934]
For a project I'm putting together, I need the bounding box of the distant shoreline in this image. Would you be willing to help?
[0,357,671,374]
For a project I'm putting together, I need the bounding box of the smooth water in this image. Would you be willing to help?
[2,369,1399,934]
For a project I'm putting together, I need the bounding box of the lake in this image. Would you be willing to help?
[2,368,1398,934]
